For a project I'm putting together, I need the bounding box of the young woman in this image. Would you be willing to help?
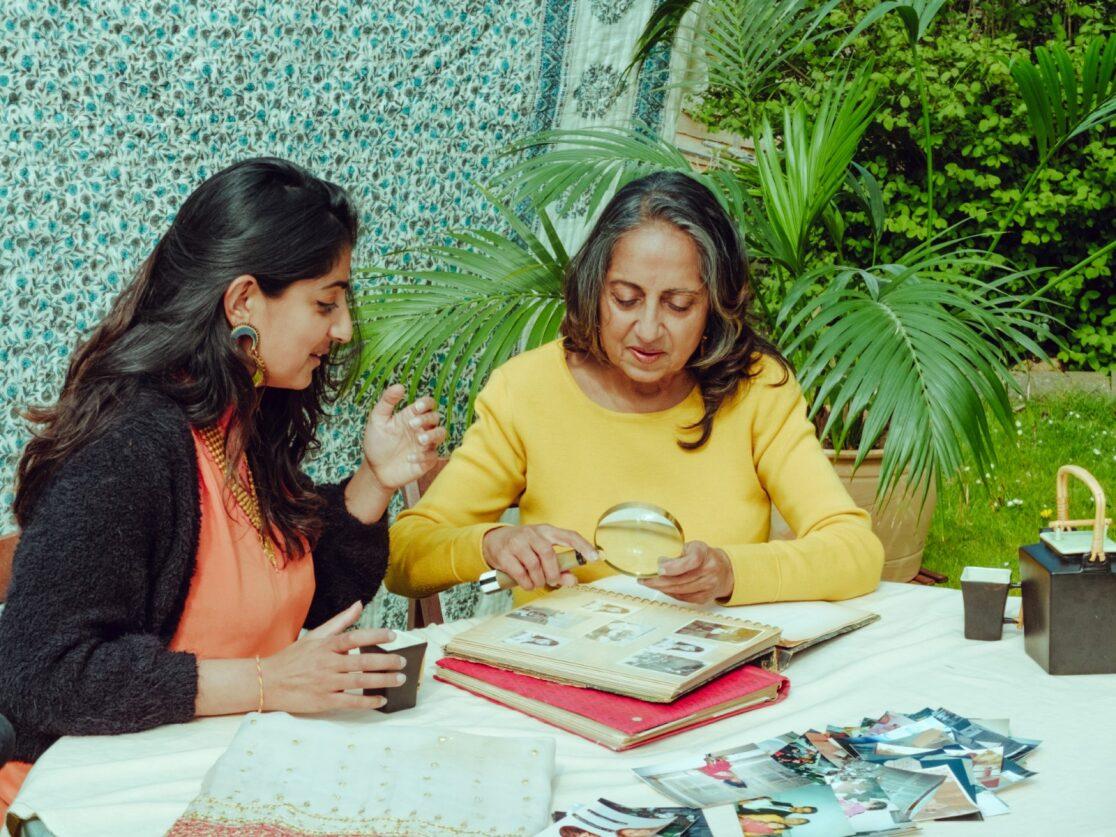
[0,157,445,809]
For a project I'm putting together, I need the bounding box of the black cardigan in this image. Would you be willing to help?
[0,389,389,762]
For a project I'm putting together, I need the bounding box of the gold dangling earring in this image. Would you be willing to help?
[231,322,267,387]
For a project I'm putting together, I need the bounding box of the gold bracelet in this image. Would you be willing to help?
[255,655,265,713]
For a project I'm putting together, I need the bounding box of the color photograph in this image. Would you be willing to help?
[676,619,759,644]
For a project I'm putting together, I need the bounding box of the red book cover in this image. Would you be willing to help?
[435,657,790,749]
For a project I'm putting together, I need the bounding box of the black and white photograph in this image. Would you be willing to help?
[502,631,567,650]
[620,651,706,678]
[505,605,580,630]
[648,637,711,657]
[579,599,637,616]
[585,620,654,645]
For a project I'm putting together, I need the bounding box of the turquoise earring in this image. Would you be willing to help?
[231,322,266,387]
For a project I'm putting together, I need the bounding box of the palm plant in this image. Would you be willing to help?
[352,1,1114,503]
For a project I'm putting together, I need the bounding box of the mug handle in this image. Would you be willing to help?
[1004,582,1023,627]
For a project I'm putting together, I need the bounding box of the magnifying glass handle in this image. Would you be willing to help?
[478,551,587,594]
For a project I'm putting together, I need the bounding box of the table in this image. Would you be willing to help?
[7,581,1115,836]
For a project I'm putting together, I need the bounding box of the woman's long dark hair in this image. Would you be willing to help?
[14,157,360,558]
[562,171,788,449]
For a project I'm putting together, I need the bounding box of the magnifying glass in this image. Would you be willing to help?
[478,502,685,594]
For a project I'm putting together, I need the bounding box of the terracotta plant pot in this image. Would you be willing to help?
[770,450,936,583]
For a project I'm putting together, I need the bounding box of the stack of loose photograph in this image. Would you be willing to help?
[629,706,1040,834]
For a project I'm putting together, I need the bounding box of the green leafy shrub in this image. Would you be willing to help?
[695,0,1115,372]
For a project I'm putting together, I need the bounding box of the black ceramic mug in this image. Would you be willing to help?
[361,636,428,712]
[961,567,1018,640]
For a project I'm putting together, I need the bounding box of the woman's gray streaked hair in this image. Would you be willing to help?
[561,170,788,449]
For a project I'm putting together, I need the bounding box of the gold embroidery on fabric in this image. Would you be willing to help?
[175,795,519,836]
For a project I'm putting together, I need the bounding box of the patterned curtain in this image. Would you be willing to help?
[0,0,676,625]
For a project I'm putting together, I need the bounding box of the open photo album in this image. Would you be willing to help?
[588,574,881,668]
[443,585,780,702]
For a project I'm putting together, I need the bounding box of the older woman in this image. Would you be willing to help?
[387,171,883,606]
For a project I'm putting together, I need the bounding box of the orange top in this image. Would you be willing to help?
[0,423,316,814]
[169,425,316,658]
[0,765,28,816]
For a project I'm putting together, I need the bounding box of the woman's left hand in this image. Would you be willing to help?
[362,384,446,490]
[640,540,735,604]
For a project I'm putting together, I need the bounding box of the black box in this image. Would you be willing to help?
[1018,539,1116,675]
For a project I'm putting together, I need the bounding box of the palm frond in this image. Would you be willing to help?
[352,196,566,433]
[837,0,948,52]
[753,68,877,274]
[494,124,763,253]
[496,125,695,220]
[774,249,1060,499]
[845,162,885,252]
[1011,34,1116,162]
[627,0,697,73]
[698,0,841,103]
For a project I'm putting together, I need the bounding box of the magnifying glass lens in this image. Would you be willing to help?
[595,504,685,577]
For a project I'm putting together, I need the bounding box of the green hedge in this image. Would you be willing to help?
[695,1,1115,372]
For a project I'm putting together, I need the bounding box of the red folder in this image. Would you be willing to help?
[435,657,790,750]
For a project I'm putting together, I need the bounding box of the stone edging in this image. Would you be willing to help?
[1011,370,1114,399]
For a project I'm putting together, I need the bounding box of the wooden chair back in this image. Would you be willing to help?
[0,531,18,604]
[402,458,450,630]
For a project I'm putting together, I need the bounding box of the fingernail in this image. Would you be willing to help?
[385,630,396,642]
[418,433,429,444]
[396,673,407,685]
[409,417,422,428]
[352,600,362,609]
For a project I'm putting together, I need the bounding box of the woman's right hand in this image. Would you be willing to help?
[481,524,597,591]
[260,601,406,712]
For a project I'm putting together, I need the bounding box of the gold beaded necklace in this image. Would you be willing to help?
[198,424,281,571]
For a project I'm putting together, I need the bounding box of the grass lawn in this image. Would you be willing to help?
[922,389,1116,589]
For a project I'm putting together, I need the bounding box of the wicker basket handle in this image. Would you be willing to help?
[1054,465,1108,562]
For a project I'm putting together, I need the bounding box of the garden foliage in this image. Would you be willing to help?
[695,0,1114,371]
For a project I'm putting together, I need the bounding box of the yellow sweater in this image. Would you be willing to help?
[387,340,884,606]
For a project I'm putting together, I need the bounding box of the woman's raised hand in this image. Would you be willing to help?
[361,384,446,490]
[260,601,406,712]
[481,524,597,591]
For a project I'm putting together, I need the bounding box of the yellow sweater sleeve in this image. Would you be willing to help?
[385,368,524,598]
[722,369,885,605]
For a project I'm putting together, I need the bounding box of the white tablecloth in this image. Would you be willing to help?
[8,582,1115,836]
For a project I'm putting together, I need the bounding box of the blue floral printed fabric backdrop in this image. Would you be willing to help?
[0,0,671,624]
